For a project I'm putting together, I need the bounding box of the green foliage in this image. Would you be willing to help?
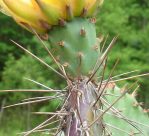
[97,0,149,107]
[0,0,148,106]
[0,0,149,134]
[0,14,34,72]
[0,53,64,104]
[1,54,58,89]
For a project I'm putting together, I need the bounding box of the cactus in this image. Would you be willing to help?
[0,0,149,136]
[48,18,101,77]
[104,85,149,136]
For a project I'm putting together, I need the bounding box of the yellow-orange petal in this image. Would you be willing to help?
[3,0,49,26]
[36,0,67,24]
[0,0,12,16]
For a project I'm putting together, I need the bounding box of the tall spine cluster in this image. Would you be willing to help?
[0,0,149,136]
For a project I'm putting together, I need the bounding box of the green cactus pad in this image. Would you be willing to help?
[48,18,101,78]
[104,86,149,136]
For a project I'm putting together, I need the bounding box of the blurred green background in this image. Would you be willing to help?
[0,0,149,135]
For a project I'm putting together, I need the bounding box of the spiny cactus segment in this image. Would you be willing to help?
[104,85,149,136]
[0,0,149,136]
[48,18,101,77]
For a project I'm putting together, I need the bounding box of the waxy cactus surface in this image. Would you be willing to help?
[104,86,149,136]
[0,0,149,136]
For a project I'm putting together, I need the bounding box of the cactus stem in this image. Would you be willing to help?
[33,31,67,76]
[62,79,104,136]
[2,2,149,135]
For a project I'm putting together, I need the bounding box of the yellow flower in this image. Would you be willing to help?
[0,0,49,33]
[0,0,104,34]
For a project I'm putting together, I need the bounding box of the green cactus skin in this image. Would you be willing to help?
[5,17,149,135]
[58,79,104,136]
[48,18,101,78]
[1,2,149,136]
[104,86,149,136]
[46,18,149,136]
